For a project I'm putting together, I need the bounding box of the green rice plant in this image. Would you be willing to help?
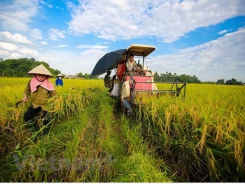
[135,83,245,182]
[1,77,244,182]
[115,117,170,182]
[0,78,103,179]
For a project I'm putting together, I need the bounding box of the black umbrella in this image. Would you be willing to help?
[91,49,126,76]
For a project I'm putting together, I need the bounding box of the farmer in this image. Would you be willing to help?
[55,73,63,86]
[126,53,137,74]
[108,75,117,94]
[22,64,55,134]
[104,70,112,94]
[110,75,119,97]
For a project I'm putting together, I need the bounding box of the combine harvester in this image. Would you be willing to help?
[91,44,186,115]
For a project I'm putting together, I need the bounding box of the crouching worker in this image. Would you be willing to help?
[104,70,112,94]
[109,75,119,97]
[55,73,64,86]
[22,64,55,135]
[108,75,117,94]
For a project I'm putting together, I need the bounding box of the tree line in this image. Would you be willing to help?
[77,72,98,79]
[154,71,243,85]
[216,78,243,85]
[0,58,61,77]
[0,58,97,79]
[0,58,243,85]
[154,71,201,83]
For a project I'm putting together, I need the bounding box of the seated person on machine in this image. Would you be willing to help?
[126,53,137,75]
[126,53,145,76]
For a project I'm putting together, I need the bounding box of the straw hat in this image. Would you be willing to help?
[28,64,53,77]
[57,73,63,77]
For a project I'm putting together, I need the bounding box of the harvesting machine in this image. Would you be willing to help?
[91,44,186,115]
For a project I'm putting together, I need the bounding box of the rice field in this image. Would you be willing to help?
[0,77,244,182]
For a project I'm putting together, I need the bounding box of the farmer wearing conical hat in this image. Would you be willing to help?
[55,73,63,86]
[22,64,55,134]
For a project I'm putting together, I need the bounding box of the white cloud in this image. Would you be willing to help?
[0,0,39,31]
[0,50,10,56]
[0,32,39,59]
[18,48,39,56]
[49,29,66,40]
[56,6,64,10]
[47,4,53,8]
[0,45,39,59]
[40,41,47,45]
[55,44,68,48]
[9,52,23,58]
[37,48,106,75]
[40,0,53,8]
[31,28,42,40]
[218,30,228,35]
[0,42,18,52]
[0,31,34,45]
[37,54,61,65]
[76,44,108,49]
[149,28,245,81]
[68,0,245,42]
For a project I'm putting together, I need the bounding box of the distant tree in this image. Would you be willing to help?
[191,75,200,83]
[226,78,242,85]
[217,79,225,84]
[0,58,61,77]
[178,74,201,83]
[90,75,98,79]
[154,72,160,82]
[153,72,200,83]
[84,73,90,79]
[203,81,216,84]
[77,72,83,78]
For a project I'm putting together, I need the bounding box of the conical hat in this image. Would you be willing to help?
[28,64,53,77]
[57,73,63,77]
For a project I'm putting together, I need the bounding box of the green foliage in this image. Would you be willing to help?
[216,78,242,85]
[216,78,225,84]
[0,58,61,77]
[135,84,245,182]
[154,72,201,83]
[77,72,83,78]
[77,72,98,79]
[225,78,242,85]
[84,73,90,79]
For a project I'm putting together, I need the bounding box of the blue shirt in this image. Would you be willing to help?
[55,78,63,86]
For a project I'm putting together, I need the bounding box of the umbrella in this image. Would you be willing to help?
[91,49,126,76]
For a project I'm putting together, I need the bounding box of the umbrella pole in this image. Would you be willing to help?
[143,56,145,69]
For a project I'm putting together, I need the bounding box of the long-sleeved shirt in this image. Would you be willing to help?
[126,60,137,71]
[24,80,55,109]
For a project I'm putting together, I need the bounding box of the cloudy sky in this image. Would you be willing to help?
[0,0,244,82]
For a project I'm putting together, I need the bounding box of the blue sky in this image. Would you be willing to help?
[0,0,244,82]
